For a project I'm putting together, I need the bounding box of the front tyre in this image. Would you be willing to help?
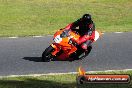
[42,45,54,62]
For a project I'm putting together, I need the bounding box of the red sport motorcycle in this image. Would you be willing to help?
[42,28,100,62]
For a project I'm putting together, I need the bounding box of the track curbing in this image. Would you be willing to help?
[7,32,126,39]
[0,69,131,78]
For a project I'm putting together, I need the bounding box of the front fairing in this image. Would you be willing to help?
[53,29,80,48]
[53,29,71,47]
[51,29,80,59]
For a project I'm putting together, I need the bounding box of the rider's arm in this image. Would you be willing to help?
[79,31,95,50]
[64,19,81,30]
[64,23,73,30]
[76,22,95,45]
[87,22,95,35]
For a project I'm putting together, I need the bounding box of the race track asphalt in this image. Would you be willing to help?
[0,32,132,76]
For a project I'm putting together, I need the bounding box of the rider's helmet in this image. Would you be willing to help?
[81,14,92,23]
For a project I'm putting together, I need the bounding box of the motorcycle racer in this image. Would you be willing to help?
[42,14,99,62]
[63,14,96,59]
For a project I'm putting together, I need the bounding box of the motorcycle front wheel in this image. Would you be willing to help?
[42,45,54,62]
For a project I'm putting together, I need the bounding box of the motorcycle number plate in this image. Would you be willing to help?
[54,35,62,43]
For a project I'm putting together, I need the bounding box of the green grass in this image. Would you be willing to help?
[0,70,132,88]
[0,0,132,37]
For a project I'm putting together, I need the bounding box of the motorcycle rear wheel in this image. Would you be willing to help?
[76,45,92,60]
[42,45,54,62]
[84,46,92,56]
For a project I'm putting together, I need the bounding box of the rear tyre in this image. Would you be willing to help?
[85,45,92,56]
[42,45,54,62]
[77,45,92,60]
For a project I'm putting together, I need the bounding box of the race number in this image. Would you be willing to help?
[53,35,62,43]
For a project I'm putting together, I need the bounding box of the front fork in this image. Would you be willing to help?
[50,43,61,56]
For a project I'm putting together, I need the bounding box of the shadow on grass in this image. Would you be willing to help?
[0,78,131,88]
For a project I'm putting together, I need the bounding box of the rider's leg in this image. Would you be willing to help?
[81,40,92,50]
